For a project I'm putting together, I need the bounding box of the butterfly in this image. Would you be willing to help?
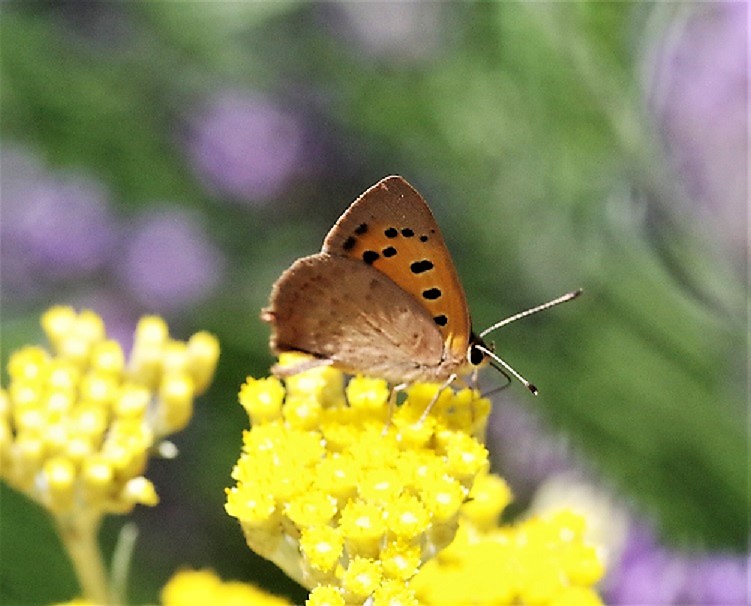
[262,176,580,392]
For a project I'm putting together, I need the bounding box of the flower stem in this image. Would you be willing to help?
[55,511,112,605]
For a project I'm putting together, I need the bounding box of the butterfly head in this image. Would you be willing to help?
[467,332,490,368]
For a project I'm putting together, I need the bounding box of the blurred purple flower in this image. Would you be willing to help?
[184,91,305,204]
[0,146,117,297]
[116,207,225,312]
[487,397,575,499]
[604,523,688,605]
[648,2,748,252]
[684,553,750,605]
[604,520,749,605]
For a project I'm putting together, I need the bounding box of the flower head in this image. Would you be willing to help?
[412,474,606,605]
[161,568,292,606]
[185,91,305,203]
[116,207,225,312]
[0,146,117,299]
[0,306,219,517]
[226,354,491,604]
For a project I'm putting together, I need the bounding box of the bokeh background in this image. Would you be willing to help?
[1,2,747,604]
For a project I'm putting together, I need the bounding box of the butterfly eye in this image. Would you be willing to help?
[468,344,485,366]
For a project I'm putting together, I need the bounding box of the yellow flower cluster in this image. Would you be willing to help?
[226,354,491,606]
[0,306,219,518]
[161,569,292,606]
[55,569,292,606]
[412,473,606,605]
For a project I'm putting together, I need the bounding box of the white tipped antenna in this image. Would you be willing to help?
[476,288,583,395]
[479,289,583,339]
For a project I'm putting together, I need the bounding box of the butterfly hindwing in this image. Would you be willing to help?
[322,176,471,360]
[264,253,446,384]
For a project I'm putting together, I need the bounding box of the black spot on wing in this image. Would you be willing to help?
[384,227,398,238]
[401,228,414,237]
[343,236,356,250]
[362,250,379,264]
[355,223,368,235]
[410,260,434,274]
[422,288,441,300]
[433,315,448,326]
[419,235,428,242]
[382,246,397,258]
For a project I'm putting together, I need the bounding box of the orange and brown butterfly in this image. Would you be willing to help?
[262,175,581,391]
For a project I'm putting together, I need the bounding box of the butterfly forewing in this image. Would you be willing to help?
[322,176,471,361]
[264,254,446,384]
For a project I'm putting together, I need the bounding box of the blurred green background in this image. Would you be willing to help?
[1,2,746,604]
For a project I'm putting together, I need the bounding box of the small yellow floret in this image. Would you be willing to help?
[463,472,513,530]
[306,585,345,606]
[90,340,125,375]
[358,468,403,503]
[157,374,195,433]
[122,476,159,507]
[418,474,466,523]
[314,455,359,502]
[286,491,337,528]
[8,346,50,382]
[442,431,489,480]
[342,557,382,601]
[187,331,221,394]
[345,376,389,412]
[380,541,422,581]
[44,457,76,498]
[372,579,420,606]
[384,494,430,540]
[225,485,277,526]
[239,377,285,424]
[339,500,387,557]
[300,525,344,573]
[41,306,78,348]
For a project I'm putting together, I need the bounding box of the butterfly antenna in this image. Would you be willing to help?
[474,344,538,395]
[479,289,583,339]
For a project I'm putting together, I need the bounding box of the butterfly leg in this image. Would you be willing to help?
[389,382,409,414]
[417,373,458,424]
[480,367,512,399]
[381,383,408,434]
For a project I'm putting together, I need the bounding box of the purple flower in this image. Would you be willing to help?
[604,520,749,605]
[647,1,748,252]
[184,91,305,203]
[0,146,117,297]
[681,553,750,605]
[116,207,225,312]
[487,397,575,499]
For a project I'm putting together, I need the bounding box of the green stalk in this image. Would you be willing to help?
[55,511,112,605]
